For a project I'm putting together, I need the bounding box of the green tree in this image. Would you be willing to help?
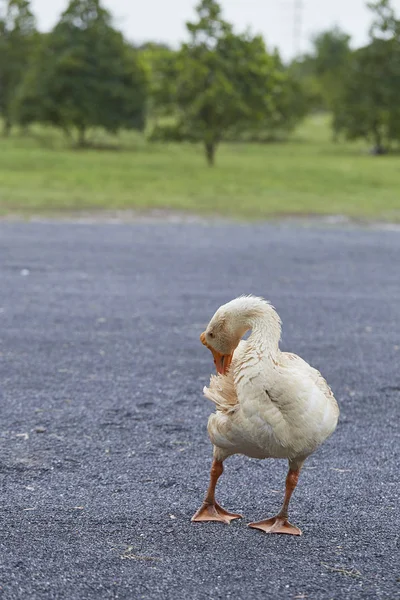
[312,27,351,111]
[289,55,325,113]
[150,0,282,166]
[237,51,309,142]
[0,0,37,135]
[333,0,400,151]
[312,27,351,78]
[266,52,309,139]
[291,26,351,116]
[139,43,179,124]
[368,0,399,37]
[16,0,147,145]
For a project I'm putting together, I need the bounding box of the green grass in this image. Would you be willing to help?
[1,115,399,221]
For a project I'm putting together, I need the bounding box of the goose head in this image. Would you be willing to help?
[200,296,281,375]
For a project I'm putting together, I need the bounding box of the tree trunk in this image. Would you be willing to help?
[372,126,385,155]
[3,118,11,137]
[205,141,216,167]
[62,126,72,142]
[77,126,87,148]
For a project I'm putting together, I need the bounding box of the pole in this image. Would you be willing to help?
[293,0,303,57]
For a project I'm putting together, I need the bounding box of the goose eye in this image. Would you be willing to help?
[209,332,214,339]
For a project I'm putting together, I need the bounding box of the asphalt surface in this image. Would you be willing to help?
[0,220,399,600]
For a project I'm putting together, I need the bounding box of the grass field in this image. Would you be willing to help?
[0,115,399,220]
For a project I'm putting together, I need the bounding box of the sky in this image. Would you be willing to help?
[31,0,400,60]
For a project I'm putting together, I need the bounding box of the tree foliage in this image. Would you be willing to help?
[368,0,400,38]
[290,26,351,114]
[149,0,306,165]
[288,56,325,113]
[7,0,399,160]
[139,43,179,121]
[15,0,147,145]
[312,27,351,77]
[312,27,351,111]
[0,0,37,135]
[333,0,400,151]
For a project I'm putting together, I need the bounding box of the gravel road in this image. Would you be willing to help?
[0,221,399,599]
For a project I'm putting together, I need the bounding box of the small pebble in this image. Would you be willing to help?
[35,427,47,434]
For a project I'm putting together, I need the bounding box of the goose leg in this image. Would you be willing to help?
[248,467,302,536]
[191,459,242,524]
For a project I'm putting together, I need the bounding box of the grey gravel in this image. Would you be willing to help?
[0,221,399,600]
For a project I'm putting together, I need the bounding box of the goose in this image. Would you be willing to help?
[192,296,339,535]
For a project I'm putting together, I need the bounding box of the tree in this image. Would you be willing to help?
[312,27,351,112]
[262,51,309,140]
[289,25,352,121]
[139,43,179,124]
[312,27,351,78]
[149,0,282,166]
[368,0,400,38]
[291,26,351,116]
[0,0,37,135]
[288,55,325,113]
[333,0,400,151]
[232,51,309,142]
[15,0,147,145]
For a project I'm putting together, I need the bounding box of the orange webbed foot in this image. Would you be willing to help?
[191,501,242,524]
[248,516,302,536]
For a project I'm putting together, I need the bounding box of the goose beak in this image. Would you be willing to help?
[200,332,233,375]
[200,332,208,347]
[212,351,233,375]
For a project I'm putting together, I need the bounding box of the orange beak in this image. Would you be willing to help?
[200,332,233,375]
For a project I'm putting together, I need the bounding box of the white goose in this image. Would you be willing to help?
[192,296,339,535]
